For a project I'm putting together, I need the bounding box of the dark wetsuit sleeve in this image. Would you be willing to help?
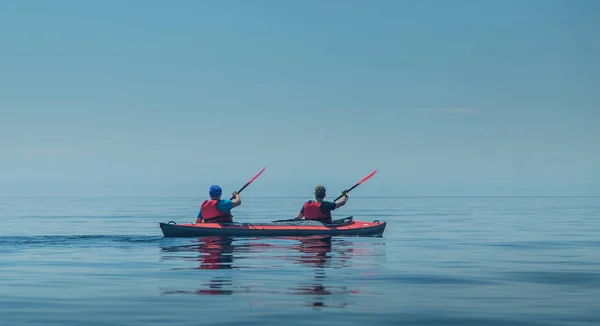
[319,201,337,215]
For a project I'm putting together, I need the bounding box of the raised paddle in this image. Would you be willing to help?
[231,166,267,200]
[271,169,378,222]
[332,169,378,201]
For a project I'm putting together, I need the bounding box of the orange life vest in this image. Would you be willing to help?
[197,200,233,223]
[302,200,332,223]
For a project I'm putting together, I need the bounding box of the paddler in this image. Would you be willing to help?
[294,185,348,223]
[196,185,241,223]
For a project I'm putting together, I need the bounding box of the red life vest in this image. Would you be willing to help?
[302,200,332,223]
[197,200,233,223]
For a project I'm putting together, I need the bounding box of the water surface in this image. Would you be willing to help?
[1,197,599,325]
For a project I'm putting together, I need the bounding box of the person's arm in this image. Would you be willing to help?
[295,205,305,219]
[334,190,349,208]
[231,192,242,207]
[216,198,236,213]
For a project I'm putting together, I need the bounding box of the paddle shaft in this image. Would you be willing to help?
[272,216,351,224]
[332,169,378,202]
[230,166,267,200]
[333,183,358,202]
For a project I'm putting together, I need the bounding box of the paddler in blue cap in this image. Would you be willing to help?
[196,185,242,223]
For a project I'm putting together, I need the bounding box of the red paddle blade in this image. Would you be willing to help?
[245,166,267,186]
[356,169,378,186]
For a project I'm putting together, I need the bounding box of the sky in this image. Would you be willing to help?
[1,0,599,197]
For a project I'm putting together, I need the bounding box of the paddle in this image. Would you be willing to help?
[272,216,353,224]
[230,166,267,200]
[272,169,378,222]
[332,169,378,201]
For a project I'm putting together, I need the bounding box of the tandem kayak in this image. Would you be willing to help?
[159,216,386,238]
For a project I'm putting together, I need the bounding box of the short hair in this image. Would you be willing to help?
[314,185,326,199]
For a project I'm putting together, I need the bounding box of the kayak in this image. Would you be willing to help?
[159,217,385,238]
[159,216,386,238]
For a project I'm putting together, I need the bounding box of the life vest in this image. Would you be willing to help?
[197,200,233,223]
[302,200,332,223]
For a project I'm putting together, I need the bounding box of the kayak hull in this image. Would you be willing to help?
[159,217,386,238]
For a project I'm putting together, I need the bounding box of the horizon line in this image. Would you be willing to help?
[1,195,599,199]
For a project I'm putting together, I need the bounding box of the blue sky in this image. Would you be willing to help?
[1,0,599,197]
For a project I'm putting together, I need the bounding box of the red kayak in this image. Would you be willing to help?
[159,216,386,237]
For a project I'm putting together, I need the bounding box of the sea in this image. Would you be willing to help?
[1,196,599,326]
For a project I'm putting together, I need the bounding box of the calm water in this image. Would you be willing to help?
[1,196,599,326]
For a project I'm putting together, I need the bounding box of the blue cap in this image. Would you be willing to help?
[209,185,222,197]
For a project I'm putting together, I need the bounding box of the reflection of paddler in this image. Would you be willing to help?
[195,277,233,295]
[289,236,355,308]
[197,236,234,270]
[293,236,333,268]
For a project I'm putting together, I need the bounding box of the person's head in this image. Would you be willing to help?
[314,185,326,200]
[209,185,222,199]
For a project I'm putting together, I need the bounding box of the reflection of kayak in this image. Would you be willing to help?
[159,216,386,237]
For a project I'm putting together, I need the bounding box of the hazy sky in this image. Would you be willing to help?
[1,0,599,197]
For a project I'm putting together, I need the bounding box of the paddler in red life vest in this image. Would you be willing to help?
[294,185,348,223]
[196,185,242,224]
